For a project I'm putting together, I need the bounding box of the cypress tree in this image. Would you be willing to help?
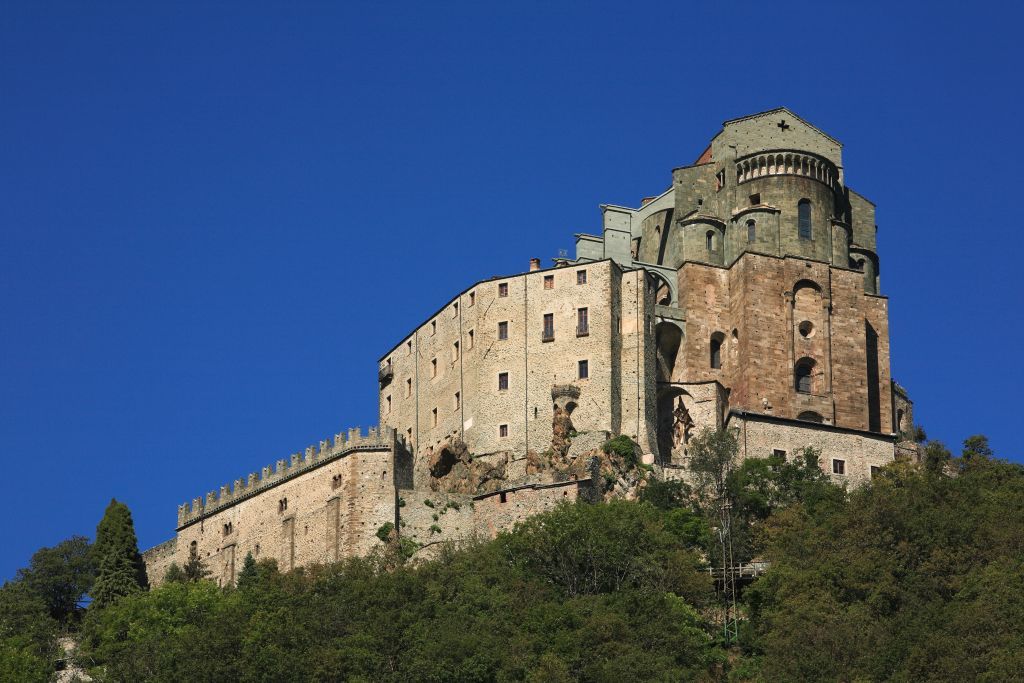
[90,499,148,608]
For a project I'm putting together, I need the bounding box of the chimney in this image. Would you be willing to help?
[529,257,541,271]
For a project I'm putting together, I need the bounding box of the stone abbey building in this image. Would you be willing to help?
[144,109,916,586]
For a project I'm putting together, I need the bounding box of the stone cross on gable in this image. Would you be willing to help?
[777,119,790,131]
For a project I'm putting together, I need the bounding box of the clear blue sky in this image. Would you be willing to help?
[2,1,1021,580]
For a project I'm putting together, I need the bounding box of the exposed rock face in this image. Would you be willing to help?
[428,438,508,494]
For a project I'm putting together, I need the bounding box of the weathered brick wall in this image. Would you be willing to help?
[674,253,892,434]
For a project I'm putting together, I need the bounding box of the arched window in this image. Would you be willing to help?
[710,333,724,369]
[798,199,812,240]
[746,219,756,243]
[706,230,715,251]
[797,411,823,423]
[795,358,815,393]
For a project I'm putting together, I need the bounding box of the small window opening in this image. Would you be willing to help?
[498,282,508,297]
[468,329,474,349]
[543,274,554,289]
[407,340,412,354]
[469,291,475,306]
[406,378,412,396]
[278,498,288,513]
[577,308,589,336]
[385,395,391,413]
[499,424,508,438]
[498,321,508,340]
[578,359,589,380]
[542,313,554,341]
[773,449,787,460]
[706,230,715,251]
[431,408,437,427]
[871,465,881,479]
[577,270,587,285]
[453,341,460,361]
[454,392,460,410]
[430,320,436,335]
[795,359,815,394]
[832,459,845,475]
[431,358,437,378]
[710,333,724,369]
[747,219,756,243]
[498,372,509,391]
[499,491,508,504]
[750,193,760,205]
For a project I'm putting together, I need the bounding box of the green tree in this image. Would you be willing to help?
[235,552,258,589]
[90,499,147,609]
[17,535,95,624]
[0,581,57,682]
[163,562,186,584]
[182,551,211,583]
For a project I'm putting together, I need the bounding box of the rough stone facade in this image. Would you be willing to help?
[144,108,916,586]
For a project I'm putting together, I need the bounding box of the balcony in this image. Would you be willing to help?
[378,363,393,387]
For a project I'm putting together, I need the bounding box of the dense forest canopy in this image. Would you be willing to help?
[2,433,1021,682]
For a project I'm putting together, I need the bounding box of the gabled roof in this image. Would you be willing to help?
[718,107,842,147]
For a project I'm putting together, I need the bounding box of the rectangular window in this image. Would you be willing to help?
[498,372,508,391]
[578,359,589,380]
[453,302,458,316]
[431,358,437,378]
[543,274,554,289]
[498,282,508,297]
[406,378,412,397]
[407,340,412,355]
[454,392,460,410]
[715,168,725,191]
[542,313,554,341]
[468,329,474,349]
[870,465,880,479]
[832,459,845,475]
[469,291,475,306]
[577,270,587,285]
[773,449,787,460]
[577,308,589,336]
[453,341,460,361]
[499,424,508,438]
[498,321,508,340]
[750,193,760,205]
[430,320,436,336]
[431,408,437,427]
[386,395,391,413]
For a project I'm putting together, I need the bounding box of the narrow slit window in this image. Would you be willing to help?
[798,199,812,240]
[747,219,756,243]
[578,359,589,380]
[498,372,509,391]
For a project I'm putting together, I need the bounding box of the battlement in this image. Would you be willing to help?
[176,426,394,529]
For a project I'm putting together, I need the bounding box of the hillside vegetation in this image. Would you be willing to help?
[2,433,1021,682]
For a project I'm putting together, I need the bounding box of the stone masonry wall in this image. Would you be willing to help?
[731,412,894,487]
